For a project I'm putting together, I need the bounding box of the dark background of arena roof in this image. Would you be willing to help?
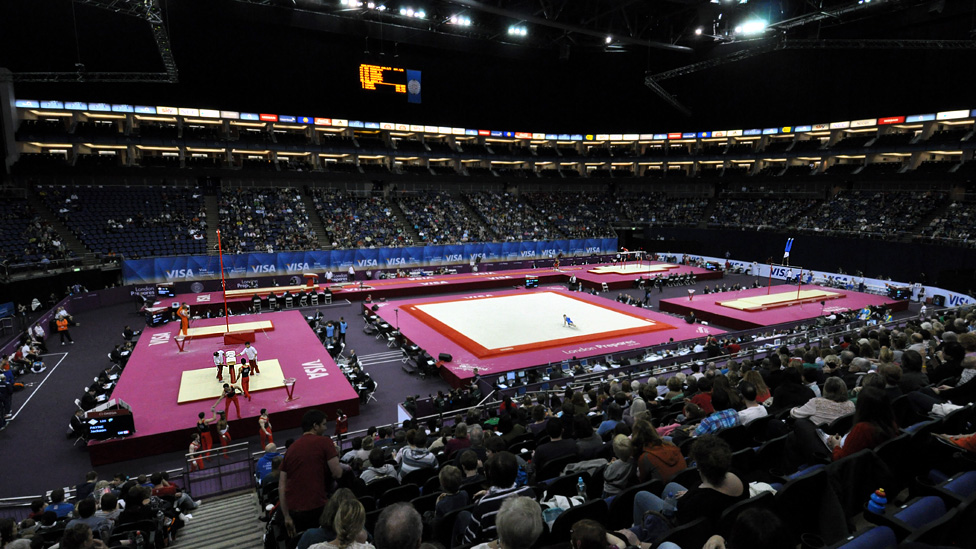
[2,0,975,133]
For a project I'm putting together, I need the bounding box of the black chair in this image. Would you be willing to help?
[717,424,751,452]
[873,433,912,496]
[509,440,536,456]
[754,434,789,474]
[411,491,444,516]
[900,507,959,546]
[586,466,605,500]
[422,474,443,495]
[378,483,421,508]
[774,469,834,544]
[606,479,663,530]
[671,466,700,490]
[745,415,775,444]
[434,505,474,548]
[543,472,590,500]
[550,498,608,542]
[365,508,384,534]
[655,516,711,549]
[359,495,376,513]
[730,447,757,479]
[365,476,400,498]
[824,413,855,436]
[717,491,774,537]
[401,467,438,489]
[537,454,580,482]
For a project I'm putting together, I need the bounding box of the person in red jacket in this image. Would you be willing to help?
[828,386,897,461]
[633,418,687,483]
[176,303,190,336]
[258,409,273,447]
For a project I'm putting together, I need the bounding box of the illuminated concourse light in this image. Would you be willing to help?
[605,35,613,44]
[694,27,703,35]
[508,25,527,36]
[737,19,767,35]
[450,15,471,26]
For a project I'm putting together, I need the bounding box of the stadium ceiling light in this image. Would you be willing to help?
[508,25,527,36]
[449,14,472,26]
[605,35,613,44]
[695,27,703,35]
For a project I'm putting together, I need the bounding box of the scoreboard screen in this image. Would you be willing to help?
[359,64,422,103]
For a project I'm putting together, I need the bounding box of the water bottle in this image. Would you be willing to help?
[663,491,677,517]
[577,476,587,499]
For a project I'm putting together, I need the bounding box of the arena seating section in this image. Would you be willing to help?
[217,187,317,253]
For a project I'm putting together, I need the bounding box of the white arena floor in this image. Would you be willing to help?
[411,291,663,351]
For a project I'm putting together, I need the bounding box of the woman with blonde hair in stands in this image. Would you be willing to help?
[308,500,373,549]
[742,371,770,404]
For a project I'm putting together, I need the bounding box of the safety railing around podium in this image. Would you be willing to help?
[182,441,256,499]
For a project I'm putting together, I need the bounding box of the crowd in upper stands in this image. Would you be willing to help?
[0,196,73,272]
[464,192,559,242]
[522,192,619,239]
[2,181,974,273]
[313,190,412,248]
[218,187,318,254]
[37,185,207,259]
[397,191,491,245]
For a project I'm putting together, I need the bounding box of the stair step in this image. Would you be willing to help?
[174,491,265,549]
[299,190,331,249]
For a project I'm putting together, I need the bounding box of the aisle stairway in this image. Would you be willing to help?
[175,490,265,549]
[24,187,90,261]
[299,192,332,249]
[387,195,421,243]
[205,194,220,254]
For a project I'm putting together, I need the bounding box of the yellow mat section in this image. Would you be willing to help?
[224,284,312,299]
[184,320,274,338]
[587,263,680,275]
[718,289,842,311]
[177,359,286,404]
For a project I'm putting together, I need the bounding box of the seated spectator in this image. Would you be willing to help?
[632,435,747,528]
[257,443,282,483]
[898,349,930,393]
[58,523,109,549]
[736,381,768,426]
[531,420,578,474]
[689,376,714,414]
[360,448,398,484]
[693,389,740,437]
[397,430,438,477]
[790,377,855,426]
[462,452,535,544]
[632,419,686,484]
[65,499,112,542]
[149,472,200,513]
[768,368,816,414]
[459,450,486,487]
[742,371,771,403]
[435,466,470,519]
[373,503,423,549]
[94,493,121,526]
[75,471,99,502]
[603,434,636,498]
[829,386,898,461]
[471,497,543,549]
[597,403,623,437]
[527,406,549,437]
[574,415,604,458]
[443,423,471,457]
[261,457,283,501]
[297,489,364,549]
[308,499,373,549]
[44,488,74,518]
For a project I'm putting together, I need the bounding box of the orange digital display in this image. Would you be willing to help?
[359,64,407,94]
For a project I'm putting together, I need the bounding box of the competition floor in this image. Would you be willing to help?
[376,287,726,387]
[88,311,360,466]
[659,284,908,330]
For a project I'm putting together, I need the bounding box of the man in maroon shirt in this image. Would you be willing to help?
[280,409,344,538]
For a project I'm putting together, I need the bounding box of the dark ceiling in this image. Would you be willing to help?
[2,0,975,132]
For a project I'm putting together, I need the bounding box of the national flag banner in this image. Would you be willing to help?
[406,69,422,104]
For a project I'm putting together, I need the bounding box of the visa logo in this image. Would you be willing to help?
[446,254,463,262]
[251,265,276,273]
[770,267,788,277]
[948,295,972,306]
[585,247,600,253]
[541,249,556,256]
[357,259,378,267]
[520,251,535,257]
[165,269,194,279]
[286,262,310,271]
[386,258,406,266]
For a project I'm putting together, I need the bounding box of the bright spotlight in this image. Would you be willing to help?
[399,7,407,15]
[508,25,527,36]
[605,35,612,44]
[415,9,425,18]
[738,19,767,35]
[694,27,703,35]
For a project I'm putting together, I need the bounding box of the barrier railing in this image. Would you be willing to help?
[182,441,256,500]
